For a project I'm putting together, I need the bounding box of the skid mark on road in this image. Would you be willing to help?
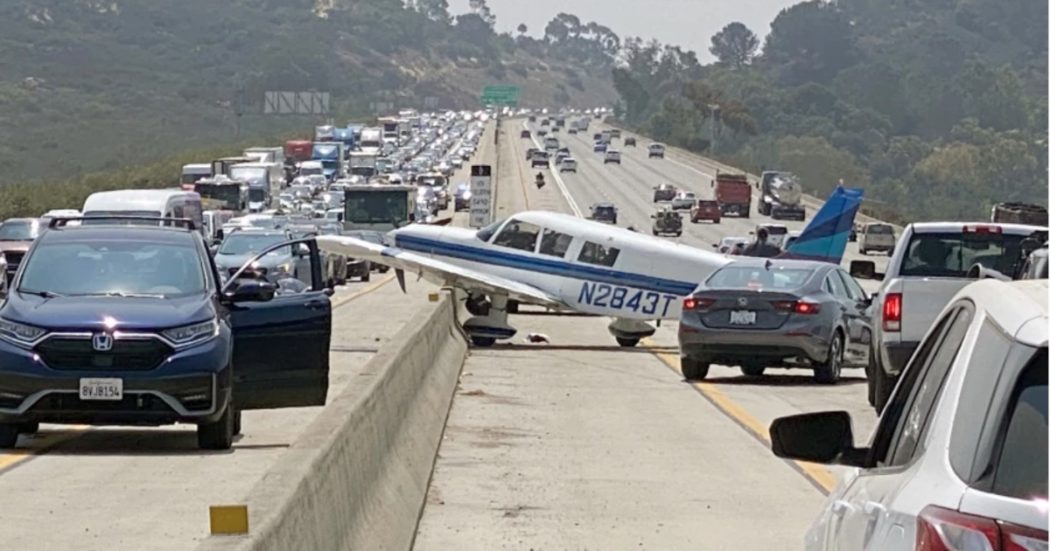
[645,340,837,495]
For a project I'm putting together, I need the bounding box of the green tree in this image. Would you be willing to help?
[709,22,759,68]
[762,1,858,84]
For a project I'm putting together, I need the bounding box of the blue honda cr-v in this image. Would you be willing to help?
[0,218,331,450]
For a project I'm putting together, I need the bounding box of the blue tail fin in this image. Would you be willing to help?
[778,186,864,265]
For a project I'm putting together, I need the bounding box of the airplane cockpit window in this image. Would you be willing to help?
[476,218,505,242]
[539,229,573,258]
[492,220,542,252]
[578,241,619,267]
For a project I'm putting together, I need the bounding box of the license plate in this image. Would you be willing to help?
[79,378,123,401]
[730,310,757,325]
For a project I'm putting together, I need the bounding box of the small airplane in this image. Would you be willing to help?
[319,186,863,347]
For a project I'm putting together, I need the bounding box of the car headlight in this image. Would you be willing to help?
[162,319,219,348]
[0,318,47,347]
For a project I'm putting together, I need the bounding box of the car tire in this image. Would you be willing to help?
[198,406,235,450]
[0,423,17,448]
[362,270,371,282]
[232,408,242,436]
[814,333,844,384]
[741,364,766,377]
[675,232,682,237]
[17,422,39,435]
[873,359,897,414]
[616,337,639,348]
[470,336,496,347]
[866,345,878,407]
[860,248,867,255]
[681,357,710,381]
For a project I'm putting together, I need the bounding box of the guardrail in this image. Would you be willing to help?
[198,290,467,551]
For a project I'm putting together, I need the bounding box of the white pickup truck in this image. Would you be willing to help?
[852,222,1047,412]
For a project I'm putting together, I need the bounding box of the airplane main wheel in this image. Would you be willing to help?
[615,337,639,347]
[471,336,496,347]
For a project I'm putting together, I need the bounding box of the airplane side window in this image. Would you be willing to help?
[492,220,541,252]
[539,229,573,258]
[578,241,620,267]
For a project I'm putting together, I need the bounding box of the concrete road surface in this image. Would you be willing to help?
[414,119,886,550]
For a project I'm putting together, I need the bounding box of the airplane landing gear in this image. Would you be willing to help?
[463,294,516,347]
[608,318,656,347]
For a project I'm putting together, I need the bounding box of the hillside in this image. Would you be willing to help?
[0,0,617,183]
[612,0,1048,222]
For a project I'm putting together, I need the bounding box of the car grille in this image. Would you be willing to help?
[4,250,24,274]
[36,337,173,371]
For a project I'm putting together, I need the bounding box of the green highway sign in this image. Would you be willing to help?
[480,85,520,107]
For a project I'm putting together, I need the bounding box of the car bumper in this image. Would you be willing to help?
[678,322,830,365]
[0,335,232,426]
[879,340,920,376]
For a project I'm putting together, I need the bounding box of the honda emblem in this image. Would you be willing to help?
[92,333,114,352]
[737,297,749,307]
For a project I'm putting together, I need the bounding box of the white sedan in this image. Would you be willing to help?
[670,191,696,210]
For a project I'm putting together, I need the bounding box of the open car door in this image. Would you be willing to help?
[227,238,332,410]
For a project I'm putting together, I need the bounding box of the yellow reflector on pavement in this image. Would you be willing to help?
[209,505,249,535]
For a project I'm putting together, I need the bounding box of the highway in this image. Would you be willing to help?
[414,119,889,549]
[0,125,496,550]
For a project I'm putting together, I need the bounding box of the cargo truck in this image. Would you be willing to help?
[311,142,345,181]
[348,152,378,179]
[343,184,418,231]
[715,173,751,218]
[229,162,283,212]
[284,140,313,163]
[992,202,1048,226]
[758,171,806,220]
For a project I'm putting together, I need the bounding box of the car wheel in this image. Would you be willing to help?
[860,248,867,255]
[471,336,496,347]
[873,360,897,414]
[232,408,242,436]
[362,270,371,282]
[17,422,39,435]
[616,337,639,348]
[741,364,766,377]
[0,423,17,448]
[813,333,844,384]
[198,406,235,450]
[865,346,878,407]
[681,357,710,381]
[714,219,720,224]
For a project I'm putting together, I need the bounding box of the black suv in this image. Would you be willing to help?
[0,218,332,450]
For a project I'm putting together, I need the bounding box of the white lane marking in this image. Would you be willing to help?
[523,121,582,217]
[668,156,715,179]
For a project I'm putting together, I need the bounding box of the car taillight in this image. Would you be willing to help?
[916,505,1048,551]
[794,301,820,314]
[682,297,714,311]
[963,225,1003,234]
[883,292,902,331]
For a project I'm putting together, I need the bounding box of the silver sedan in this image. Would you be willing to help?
[677,259,873,384]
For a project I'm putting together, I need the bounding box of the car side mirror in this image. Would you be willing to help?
[770,411,866,467]
[295,244,310,257]
[209,245,219,256]
[224,279,277,303]
[850,260,878,280]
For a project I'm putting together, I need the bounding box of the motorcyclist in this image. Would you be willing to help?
[741,228,781,258]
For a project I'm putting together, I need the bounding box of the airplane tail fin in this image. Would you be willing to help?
[778,186,864,265]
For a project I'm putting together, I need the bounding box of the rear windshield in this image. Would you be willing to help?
[706,266,814,290]
[762,226,789,235]
[0,221,40,241]
[900,231,1028,277]
[989,348,1047,500]
[867,224,894,235]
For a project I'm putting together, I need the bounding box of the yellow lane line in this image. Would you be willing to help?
[0,276,394,474]
[645,340,838,494]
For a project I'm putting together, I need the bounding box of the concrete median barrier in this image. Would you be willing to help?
[199,291,467,551]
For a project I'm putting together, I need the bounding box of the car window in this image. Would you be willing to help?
[989,349,1047,500]
[834,270,866,301]
[869,308,957,462]
[538,229,573,258]
[492,220,541,253]
[707,266,813,290]
[577,241,619,267]
[900,232,1027,277]
[887,305,973,466]
[824,272,849,299]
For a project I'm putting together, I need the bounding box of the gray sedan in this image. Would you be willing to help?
[677,259,873,384]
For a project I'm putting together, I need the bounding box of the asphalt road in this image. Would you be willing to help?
[414,119,890,550]
[0,127,495,550]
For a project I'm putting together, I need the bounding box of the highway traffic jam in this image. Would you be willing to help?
[0,106,1045,549]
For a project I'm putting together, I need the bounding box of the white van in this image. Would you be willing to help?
[180,164,212,190]
[81,189,204,232]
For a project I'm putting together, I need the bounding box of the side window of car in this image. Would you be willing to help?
[491,220,542,253]
[577,241,620,267]
[538,229,573,258]
[824,272,849,299]
[886,305,973,466]
[835,270,866,301]
[868,308,957,464]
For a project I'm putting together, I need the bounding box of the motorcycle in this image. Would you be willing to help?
[535,172,546,189]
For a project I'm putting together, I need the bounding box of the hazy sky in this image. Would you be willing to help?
[448,0,799,62]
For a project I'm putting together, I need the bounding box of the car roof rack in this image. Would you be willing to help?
[48,216,197,230]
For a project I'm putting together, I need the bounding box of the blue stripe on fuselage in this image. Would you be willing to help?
[395,234,698,296]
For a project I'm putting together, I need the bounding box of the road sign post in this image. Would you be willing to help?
[469,165,493,228]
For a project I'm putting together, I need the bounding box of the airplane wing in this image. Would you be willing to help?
[316,235,567,308]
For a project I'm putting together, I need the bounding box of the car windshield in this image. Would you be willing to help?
[706,265,814,290]
[80,211,163,226]
[217,233,288,256]
[900,231,1029,277]
[0,221,40,241]
[19,239,206,297]
[867,224,894,235]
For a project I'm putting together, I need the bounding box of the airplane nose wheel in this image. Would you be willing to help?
[615,337,640,348]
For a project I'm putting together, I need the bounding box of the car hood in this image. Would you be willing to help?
[3,293,215,332]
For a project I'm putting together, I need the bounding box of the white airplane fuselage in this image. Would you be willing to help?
[389,212,730,320]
